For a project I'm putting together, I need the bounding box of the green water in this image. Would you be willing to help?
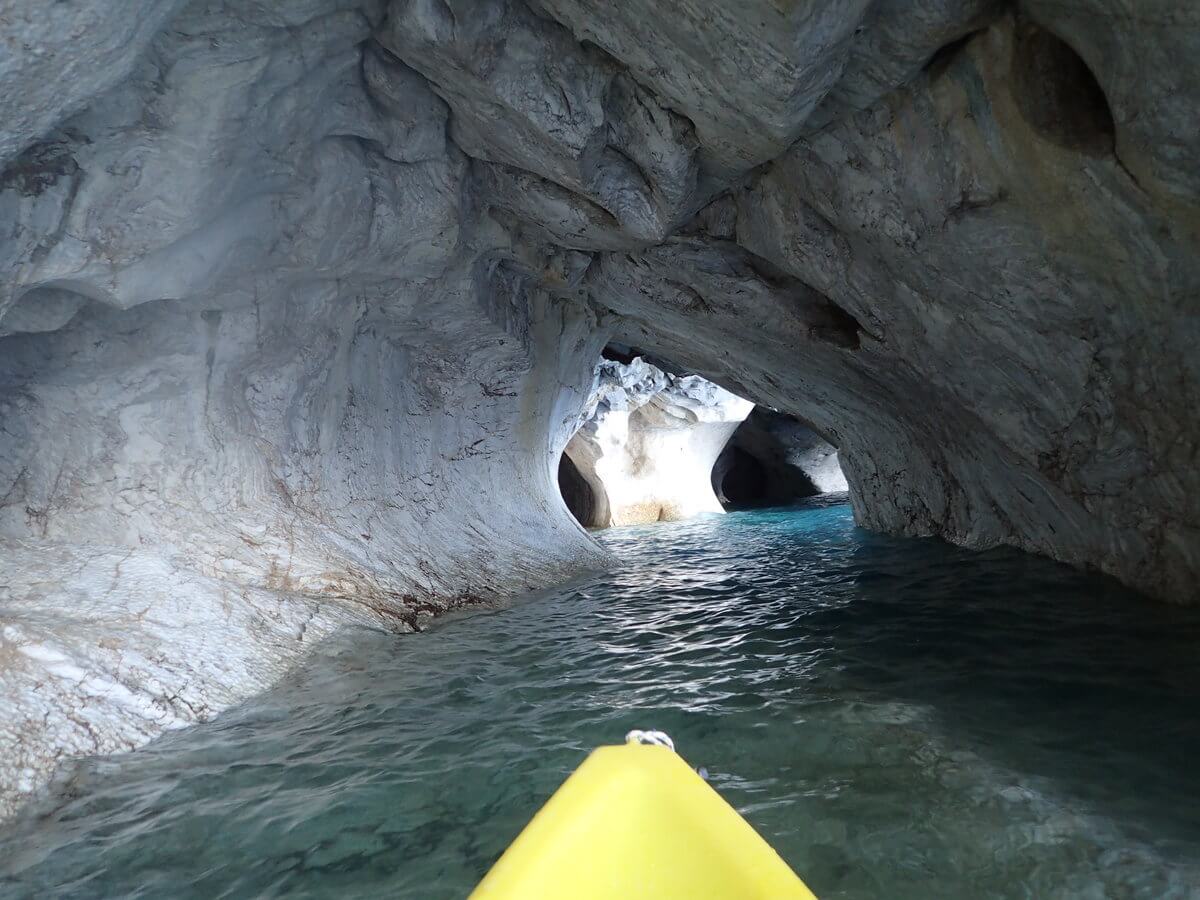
[3,498,1200,898]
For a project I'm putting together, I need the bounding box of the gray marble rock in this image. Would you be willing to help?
[0,0,610,816]
[1,0,1198,817]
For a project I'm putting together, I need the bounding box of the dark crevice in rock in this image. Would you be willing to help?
[1112,151,1147,194]
[723,245,864,349]
[923,29,985,80]
[602,341,690,376]
[679,193,738,240]
[600,342,637,364]
[713,445,774,510]
[812,299,864,350]
[1010,21,1115,156]
[558,451,600,527]
[0,138,79,197]
[712,407,846,510]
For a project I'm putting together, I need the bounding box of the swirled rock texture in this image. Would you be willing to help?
[0,0,611,818]
[1,0,1198,816]
[563,358,752,526]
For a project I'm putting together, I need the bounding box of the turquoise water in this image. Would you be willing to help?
[3,498,1200,898]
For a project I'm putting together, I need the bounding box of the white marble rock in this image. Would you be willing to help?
[564,358,753,527]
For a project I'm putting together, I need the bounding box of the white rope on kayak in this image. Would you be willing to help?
[624,729,675,751]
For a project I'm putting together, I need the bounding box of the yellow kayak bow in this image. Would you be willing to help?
[470,731,817,899]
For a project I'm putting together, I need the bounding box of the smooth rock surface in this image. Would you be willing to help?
[0,541,384,820]
[0,0,611,815]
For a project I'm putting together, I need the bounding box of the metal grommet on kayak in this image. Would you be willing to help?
[623,728,675,750]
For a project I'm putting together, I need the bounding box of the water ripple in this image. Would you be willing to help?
[3,498,1200,898]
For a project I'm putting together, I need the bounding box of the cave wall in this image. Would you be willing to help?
[0,0,618,610]
[379,0,1198,601]
[0,0,613,817]
[1,0,1198,817]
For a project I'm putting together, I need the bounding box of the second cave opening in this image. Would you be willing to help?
[712,406,848,512]
[711,445,773,510]
[557,352,847,528]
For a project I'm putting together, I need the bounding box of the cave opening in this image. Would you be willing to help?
[556,344,759,529]
[712,445,776,510]
[559,344,850,523]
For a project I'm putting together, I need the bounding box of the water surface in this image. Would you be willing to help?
[3,498,1200,898]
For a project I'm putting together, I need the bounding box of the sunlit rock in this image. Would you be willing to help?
[562,359,753,527]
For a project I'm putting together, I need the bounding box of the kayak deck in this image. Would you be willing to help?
[470,742,817,899]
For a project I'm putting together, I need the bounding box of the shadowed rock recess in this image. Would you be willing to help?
[0,0,1197,815]
[713,407,849,511]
